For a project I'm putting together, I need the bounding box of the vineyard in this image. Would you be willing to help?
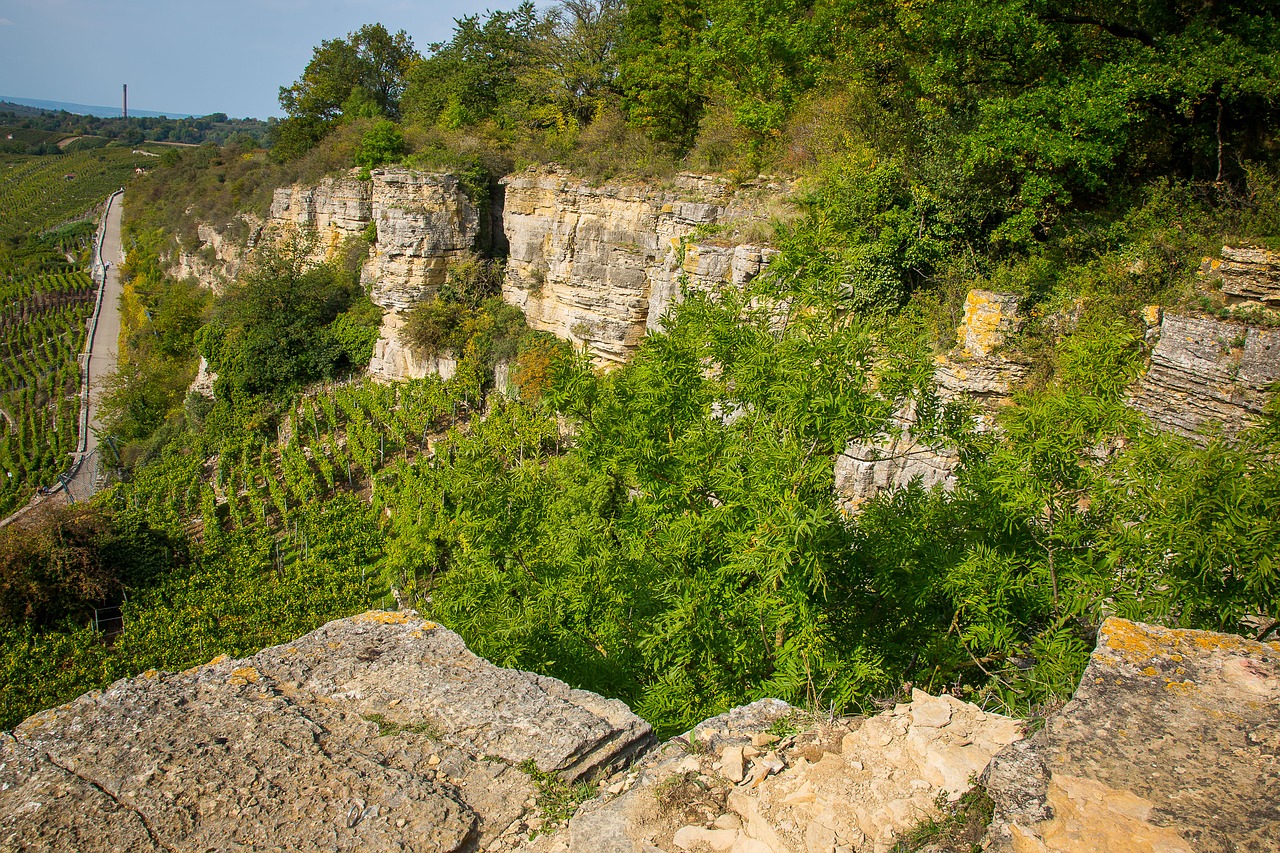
[0,224,98,516]
[0,373,485,726]
[0,147,152,240]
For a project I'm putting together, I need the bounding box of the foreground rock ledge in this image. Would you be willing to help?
[3,614,1276,852]
[984,617,1280,853]
[0,611,653,852]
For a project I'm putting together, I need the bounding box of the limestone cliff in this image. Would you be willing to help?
[3,615,1273,852]
[834,289,1027,514]
[501,166,786,365]
[1129,309,1280,441]
[266,168,482,382]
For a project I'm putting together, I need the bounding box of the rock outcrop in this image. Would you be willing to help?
[269,173,373,258]
[984,617,1280,852]
[833,403,960,515]
[171,215,262,291]
[834,289,1027,513]
[267,169,483,382]
[0,612,652,852]
[3,613,1276,852]
[501,166,786,364]
[932,289,1031,421]
[1204,245,1280,307]
[1128,310,1280,441]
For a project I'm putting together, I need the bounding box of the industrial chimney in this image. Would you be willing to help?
[122,84,128,120]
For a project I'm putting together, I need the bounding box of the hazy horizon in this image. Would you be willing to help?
[0,0,527,121]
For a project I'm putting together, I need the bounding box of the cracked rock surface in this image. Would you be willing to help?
[984,617,1280,853]
[0,611,652,852]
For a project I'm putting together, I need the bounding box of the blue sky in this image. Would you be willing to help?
[0,0,522,119]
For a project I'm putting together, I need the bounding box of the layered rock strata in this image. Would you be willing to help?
[268,169,482,381]
[833,403,960,514]
[1128,311,1280,440]
[0,611,652,852]
[984,617,1280,852]
[834,289,1027,513]
[501,166,785,364]
[1204,245,1280,307]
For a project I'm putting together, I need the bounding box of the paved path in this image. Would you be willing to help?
[65,192,124,500]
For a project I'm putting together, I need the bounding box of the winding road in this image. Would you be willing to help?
[65,192,124,501]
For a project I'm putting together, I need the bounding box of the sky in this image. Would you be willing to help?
[0,0,524,120]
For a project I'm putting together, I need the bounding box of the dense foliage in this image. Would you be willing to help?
[1,0,1278,739]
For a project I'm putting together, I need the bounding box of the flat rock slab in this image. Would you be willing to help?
[985,617,1280,852]
[0,611,652,852]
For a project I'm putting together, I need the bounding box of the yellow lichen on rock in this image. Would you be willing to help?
[354,610,415,625]
[1098,617,1280,669]
[957,289,1021,358]
[227,666,259,686]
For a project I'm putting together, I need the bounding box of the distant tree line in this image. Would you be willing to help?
[0,105,270,153]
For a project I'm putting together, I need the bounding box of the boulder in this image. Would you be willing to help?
[984,617,1280,852]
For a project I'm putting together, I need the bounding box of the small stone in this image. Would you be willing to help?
[427,754,441,767]
[674,826,739,851]
[721,746,746,784]
[742,745,761,759]
[713,814,741,830]
[908,691,953,728]
[675,756,702,774]
[750,733,779,748]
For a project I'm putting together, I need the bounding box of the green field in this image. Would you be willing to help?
[0,147,150,240]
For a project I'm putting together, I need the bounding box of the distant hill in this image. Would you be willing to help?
[0,96,197,120]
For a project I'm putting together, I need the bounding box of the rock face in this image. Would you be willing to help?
[932,289,1030,419]
[834,290,1026,513]
[0,611,652,852]
[833,403,960,515]
[367,312,458,383]
[501,166,785,365]
[366,170,482,310]
[267,168,482,381]
[171,215,262,292]
[1128,311,1280,441]
[984,617,1280,853]
[269,174,373,257]
[1206,245,1280,307]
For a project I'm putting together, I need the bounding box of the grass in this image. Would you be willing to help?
[362,712,443,738]
[891,785,995,853]
[518,759,599,831]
